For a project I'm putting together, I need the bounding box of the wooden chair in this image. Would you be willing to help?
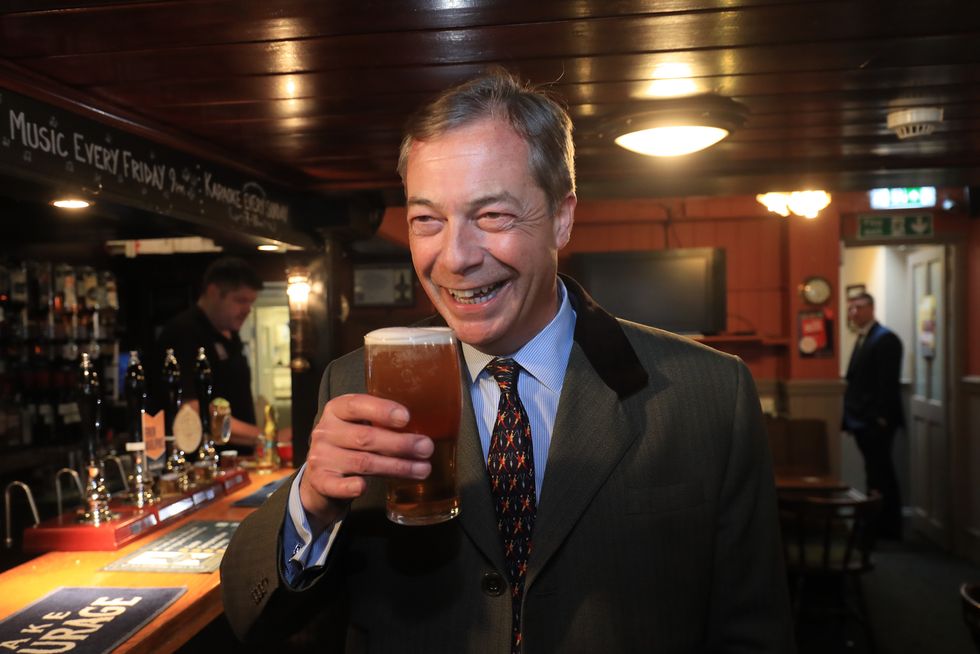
[765,415,830,477]
[779,489,882,653]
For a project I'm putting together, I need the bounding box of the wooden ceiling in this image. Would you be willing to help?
[2,0,980,206]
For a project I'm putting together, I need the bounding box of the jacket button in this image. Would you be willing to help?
[481,572,506,597]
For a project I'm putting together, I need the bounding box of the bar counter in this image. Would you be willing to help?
[0,467,293,654]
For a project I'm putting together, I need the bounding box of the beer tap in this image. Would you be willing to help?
[193,347,219,480]
[161,348,189,492]
[4,481,40,549]
[104,454,130,493]
[124,351,157,507]
[55,467,83,517]
[76,352,114,524]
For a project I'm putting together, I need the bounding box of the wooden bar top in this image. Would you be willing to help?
[0,467,294,654]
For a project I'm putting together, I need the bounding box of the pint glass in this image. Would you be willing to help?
[364,327,462,525]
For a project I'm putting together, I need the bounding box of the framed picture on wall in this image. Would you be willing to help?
[845,283,866,300]
[353,264,415,307]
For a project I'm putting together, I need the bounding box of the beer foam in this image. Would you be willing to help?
[364,326,455,346]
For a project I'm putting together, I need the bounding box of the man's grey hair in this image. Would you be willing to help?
[397,67,576,216]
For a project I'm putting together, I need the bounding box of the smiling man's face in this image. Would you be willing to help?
[404,117,575,355]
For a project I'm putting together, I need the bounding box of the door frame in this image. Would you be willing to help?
[841,234,966,550]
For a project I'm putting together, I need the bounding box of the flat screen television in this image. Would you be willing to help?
[568,247,727,335]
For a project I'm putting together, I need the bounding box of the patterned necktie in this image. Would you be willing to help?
[486,358,537,654]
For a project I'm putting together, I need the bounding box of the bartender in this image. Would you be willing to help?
[152,256,289,451]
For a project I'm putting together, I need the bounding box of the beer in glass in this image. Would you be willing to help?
[364,327,461,525]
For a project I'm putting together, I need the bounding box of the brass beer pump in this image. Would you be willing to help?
[161,348,190,493]
[193,347,219,480]
[76,353,113,524]
[124,351,157,507]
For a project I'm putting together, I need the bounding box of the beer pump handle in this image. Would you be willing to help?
[76,353,102,464]
[194,347,213,437]
[162,348,182,435]
[123,350,146,443]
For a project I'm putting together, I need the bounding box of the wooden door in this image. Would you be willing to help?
[907,245,950,545]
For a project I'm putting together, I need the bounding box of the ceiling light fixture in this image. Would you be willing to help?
[605,95,747,157]
[257,244,282,252]
[51,198,91,209]
[756,190,832,219]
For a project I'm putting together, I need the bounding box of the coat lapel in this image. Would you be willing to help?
[525,343,639,590]
[419,278,651,578]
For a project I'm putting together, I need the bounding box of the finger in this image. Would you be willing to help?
[305,471,368,501]
[335,422,434,459]
[306,442,431,483]
[340,449,432,480]
[327,393,410,429]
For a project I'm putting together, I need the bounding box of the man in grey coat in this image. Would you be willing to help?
[220,68,794,653]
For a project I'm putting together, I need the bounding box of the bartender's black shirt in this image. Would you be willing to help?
[151,305,256,427]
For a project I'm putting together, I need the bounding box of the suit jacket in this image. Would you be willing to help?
[843,322,904,431]
[221,277,794,653]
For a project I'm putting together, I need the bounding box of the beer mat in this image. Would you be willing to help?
[0,586,185,654]
[102,521,239,574]
[231,476,290,507]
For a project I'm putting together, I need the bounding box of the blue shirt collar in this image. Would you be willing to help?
[461,278,576,393]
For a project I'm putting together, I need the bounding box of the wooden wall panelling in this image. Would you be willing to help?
[784,378,846,479]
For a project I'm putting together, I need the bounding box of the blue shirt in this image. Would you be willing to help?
[282,280,577,583]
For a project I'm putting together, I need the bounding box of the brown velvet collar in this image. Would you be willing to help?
[558,273,648,398]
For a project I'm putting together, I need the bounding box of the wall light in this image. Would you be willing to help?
[286,267,311,313]
[605,96,747,157]
[51,198,91,209]
[286,266,312,372]
[756,190,832,219]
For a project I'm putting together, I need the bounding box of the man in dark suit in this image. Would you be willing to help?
[221,69,794,653]
[843,292,904,539]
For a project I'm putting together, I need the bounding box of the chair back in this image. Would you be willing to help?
[962,583,980,652]
[779,489,882,575]
[765,415,830,477]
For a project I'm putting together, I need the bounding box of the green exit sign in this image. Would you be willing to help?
[857,213,933,240]
[869,187,936,209]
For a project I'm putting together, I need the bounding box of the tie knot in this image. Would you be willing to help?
[486,358,519,392]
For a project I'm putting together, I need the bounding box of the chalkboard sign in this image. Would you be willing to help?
[0,87,329,247]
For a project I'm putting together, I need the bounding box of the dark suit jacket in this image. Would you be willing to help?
[843,322,904,431]
[220,277,794,653]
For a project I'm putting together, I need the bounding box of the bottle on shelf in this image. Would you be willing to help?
[255,403,281,473]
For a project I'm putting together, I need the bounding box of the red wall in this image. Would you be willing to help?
[373,192,979,380]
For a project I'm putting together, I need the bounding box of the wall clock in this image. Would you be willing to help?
[800,276,832,305]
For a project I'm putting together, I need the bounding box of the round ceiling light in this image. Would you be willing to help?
[605,96,747,157]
